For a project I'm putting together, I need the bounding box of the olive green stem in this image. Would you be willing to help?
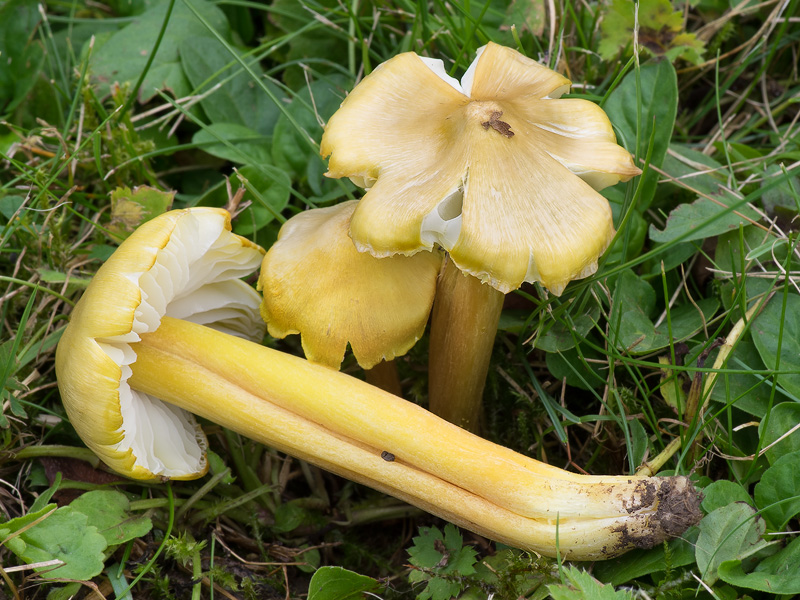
[635,438,682,477]
[428,257,505,432]
[635,298,766,476]
[365,359,403,397]
[12,445,101,467]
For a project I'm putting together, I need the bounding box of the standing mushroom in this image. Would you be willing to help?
[258,200,442,394]
[56,208,700,560]
[320,42,641,430]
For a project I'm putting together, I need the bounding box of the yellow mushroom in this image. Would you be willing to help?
[55,208,700,560]
[320,43,641,430]
[258,201,442,391]
[55,207,265,479]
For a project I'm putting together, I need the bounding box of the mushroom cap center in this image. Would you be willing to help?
[464,100,505,122]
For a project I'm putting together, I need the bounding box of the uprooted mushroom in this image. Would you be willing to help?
[55,208,700,561]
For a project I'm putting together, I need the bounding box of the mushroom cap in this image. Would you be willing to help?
[55,208,266,480]
[320,42,641,295]
[259,200,442,370]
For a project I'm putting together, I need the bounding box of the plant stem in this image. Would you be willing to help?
[427,257,504,432]
[365,359,403,397]
[12,444,101,467]
[635,298,767,476]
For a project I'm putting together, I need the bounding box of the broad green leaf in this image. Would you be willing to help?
[759,402,800,465]
[599,0,705,65]
[89,0,229,102]
[419,577,461,600]
[195,164,291,236]
[69,490,152,547]
[0,195,25,220]
[192,123,272,164]
[0,505,107,580]
[629,419,649,468]
[106,0,149,16]
[108,185,174,240]
[695,502,771,585]
[725,142,764,168]
[604,60,677,210]
[643,242,698,276]
[0,0,45,115]
[47,582,83,600]
[535,303,600,353]
[593,532,697,586]
[718,535,800,594]
[761,164,800,215]
[497,309,531,334]
[606,209,648,266]
[609,270,656,351]
[206,450,236,484]
[609,270,719,353]
[548,565,633,600]
[272,501,310,534]
[52,21,120,75]
[271,75,351,190]
[701,480,754,514]
[754,450,800,530]
[408,526,449,569]
[504,0,545,36]
[307,566,379,600]
[713,226,776,285]
[546,345,606,390]
[751,292,800,399]
[649,192,761,244]
[718,278,775,319]
[29,475,60,514]
[268,0,347,90]
[180,37,284,135]
[662,143,730,197]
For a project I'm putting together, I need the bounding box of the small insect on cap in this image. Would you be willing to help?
[258,200,442,370]
[321,42,641,295]
[55,208,266,480]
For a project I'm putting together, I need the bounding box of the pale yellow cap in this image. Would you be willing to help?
[259,201,442,369]
[321,42,641,295]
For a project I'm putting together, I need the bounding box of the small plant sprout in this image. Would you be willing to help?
[319,43,640,431]
[258,200,442,394]
[55,209,701,560]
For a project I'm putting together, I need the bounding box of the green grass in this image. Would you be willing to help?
[2,0,800,597]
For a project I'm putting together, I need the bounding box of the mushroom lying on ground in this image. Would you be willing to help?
[55,207,266,479]
[258,200,442,394]
[56,208,701,560]
[320,43,641,431]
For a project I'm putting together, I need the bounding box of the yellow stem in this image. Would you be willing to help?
[128,317,701,560]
